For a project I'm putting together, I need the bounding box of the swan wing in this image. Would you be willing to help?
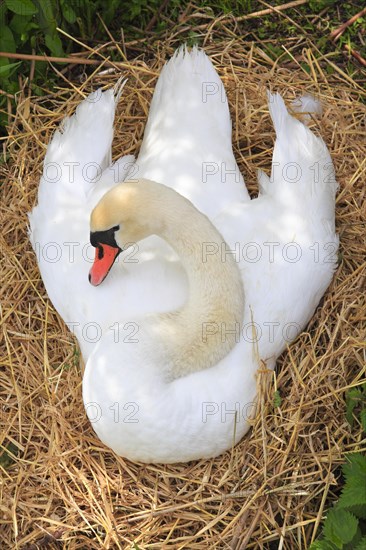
[136,47,250,217]
[29,86,187,358]
[215,92,338,358]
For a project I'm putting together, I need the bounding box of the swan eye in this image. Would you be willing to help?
[90,225,120,248]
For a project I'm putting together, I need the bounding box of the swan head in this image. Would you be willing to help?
[89,179,166,286]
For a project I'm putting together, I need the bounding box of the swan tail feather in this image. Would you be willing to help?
[291,94,323,124]
[257,169,271,195]
[29,83,133,247]
[141,47,232,144]
[38,83,130,199]
[263,91,338,234]
[45,88,115,190]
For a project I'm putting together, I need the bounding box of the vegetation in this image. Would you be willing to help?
[310,453,366,550]
[0,0,365,129]
[310,384,366,550]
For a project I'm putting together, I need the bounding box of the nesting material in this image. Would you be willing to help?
[1,37,365,549]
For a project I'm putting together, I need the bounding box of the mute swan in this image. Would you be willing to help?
[29,48,338,463]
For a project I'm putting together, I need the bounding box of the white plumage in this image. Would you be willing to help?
[29,48,338,463]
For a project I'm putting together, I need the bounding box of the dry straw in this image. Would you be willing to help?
[1,27,365,550]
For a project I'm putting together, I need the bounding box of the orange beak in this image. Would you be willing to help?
[89,244,121,286]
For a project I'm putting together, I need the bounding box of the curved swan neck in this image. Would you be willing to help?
[95,179,245,379]
[159,206,244,379]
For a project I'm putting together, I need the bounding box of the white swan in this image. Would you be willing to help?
[29,48,338,463]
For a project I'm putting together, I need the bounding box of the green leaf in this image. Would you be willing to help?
[0,0,7,23]
[0,442,19,468]
[309,0,337,10]
[339,484,366,514]
[347,504,366,520]
[5,0,38,16]
[9,13,33,36]
[0,60,21,76]
[323,508,358,548]
[360,409,366,432]
[30,82,43,95]
[34,0,57,34]
[0,25,16,54]
[338,454,366,515]
[343,454,366,486]
[273,390,282,408]
[21,21,39,41]
[102,0,121,26]
[346,388,363,425]
[45,33,64,57]
[354,536,366,550]
[345,527,363,550]
[61,3,76,24]
[310,540,338,549]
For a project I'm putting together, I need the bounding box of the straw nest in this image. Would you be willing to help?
[1,33,365,549]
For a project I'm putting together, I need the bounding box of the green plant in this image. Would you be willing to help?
[0,442,19,469]
[273,390,282,408]
[0,0,180,130]
[0,0,364,133]
[310,453,366,549]
[0,0,58,129]
[309,0,337,11]
[310,384,366,550]
[346,382,366,432]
